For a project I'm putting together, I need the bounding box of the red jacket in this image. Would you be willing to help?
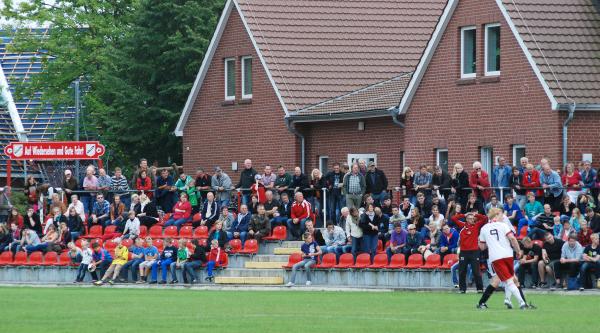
[172,201,191,220]
[291,200,311,220]
[208,246,225,263]
[562,171,582,191]
[136,177,153,193]
[522,169,542,197]
[451,213,488,251]
[251,183,266,204]
[469,171,491,201]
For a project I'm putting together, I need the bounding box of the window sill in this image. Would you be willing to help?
[239,98,252,105]
[222,100,235,106]
[456,78,476,85]
[480,76,500,83]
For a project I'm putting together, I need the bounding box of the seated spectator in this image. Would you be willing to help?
[422,223,441,256]
[263,190,279,221]
[87,194,110,228]
[45,206,67,235]
[517,237,541,288]
[389,204,407,230]
[415,193,432,219]
[577,220,593,247]
[409,208,425,234]
[164,193,192,230]
[228,204,251,246]
[484,194,501,213]
[399,197,414,221]
[216,206,234,234]
[109,195,126,229]
[559,195,577,222]
[90,242,113,283]
[208,220,228,248]
[438,225,459,261]
[170,239,189,284]
[0,224,12,253]
[518,192,544,233]
[403,224,425,261]
[287,192,311,241]
[66,207,83,241]
[538,232,565,289]
[303,220,325,246]
[205,239,226,283]
[183,239,207,284]
[559,220,577,242]
[510,166,527,209]
[469,161,492,203]
[49,193,66,215]
[529,204,555,240]
[287,232,321,287]
[422,205,444,239]
[5,222,21,254]
[503,194,523,226]
[569,208,584,232]
[248,204,270,243]
[7,207,23,230]
[122,210,141,240]
[359,204,379,260]
[556,234,583,290]
[199,192,219,229]
[119,237,145,282]
[23,209,41,238]
[321,222,347,259]
[138,237,159,284]
[135,194,159,228]
[248,194,260,214]
[74,239,93,283]
[19,228,40,254]
[386,223,407,261]
[585,207,600,233]
[553,216,563,238]
[465,193,485,215]
[579,233,600,290]
[381,197,393,216]
[374,207,390,246]
[26,223,58,253]
[431,194,446,218]
[344,207,363,257]
[56,221,72,251]
[150,237,177,284]
[186,179,199,214]
[95,238,129,285]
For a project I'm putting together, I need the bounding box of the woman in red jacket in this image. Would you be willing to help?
[522,163,542,198]
[562,163,582,204]
[469,162,491,203]
[164,192,191,230]
[136,170,153,199]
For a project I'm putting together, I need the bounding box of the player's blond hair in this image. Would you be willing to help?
[487,208,502,221]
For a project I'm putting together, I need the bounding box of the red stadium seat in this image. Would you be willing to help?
[283,253,302,269]
[405,254,424,269]
[85,225,103,239]
[368,253,389,269]
[163,226,179,239]
[228,239,242,253]
[104,225,117,235]
[139,225,148,238]
[315,253,336,269]
[192,213,202,223]
[334,253,355,269]
[104,240,117,251]
[350,253,371,268]
[25,251,44,266]
[385,254,406,269]
[440,254,458,269]
[517,226,528,240]
[179,226,193,239]
[263,226,287,241]
[10,252,28,266]
[57,252,73,266]
[198,239,208,248]
[42,252,59,266]
[215,252,229,268]
[121,238,133,248]
[75,239,83,248]
[238,239,258,254]
[0,251,13,265]
[149,225,163,239]
[421,254,441,269]
[193,226,209,239]
[91,239,104,248]
[152,239,164,252]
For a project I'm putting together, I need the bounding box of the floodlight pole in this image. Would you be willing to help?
[74,79,80,180]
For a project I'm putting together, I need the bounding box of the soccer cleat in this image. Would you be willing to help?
[527,303,537,309]
[171,280,178,284]
[94,280,104,286]
[306,281,312,286]
[519,303,528,310]
[286,282,294,287]
[454,284,459,289]
[476,303,488,309]
[477,289,484,294]
[107,280,114,285]
[504,299,513,309]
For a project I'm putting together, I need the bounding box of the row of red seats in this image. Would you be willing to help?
[0,251,75,266]
[283,253,459,270]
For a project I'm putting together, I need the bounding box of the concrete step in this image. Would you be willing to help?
[273,247,302,255]
[245,262,286,269]
[259,241,303,255]
[227,254,288,269]
[217,268,285,278]
[215,276,284,285]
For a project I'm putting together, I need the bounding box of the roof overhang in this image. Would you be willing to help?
[558,103,600,112]
[286,109,389,123]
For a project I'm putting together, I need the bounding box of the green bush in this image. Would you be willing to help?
[9,191,29,215]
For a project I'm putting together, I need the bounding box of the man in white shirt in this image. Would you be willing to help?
[68,194,86,221]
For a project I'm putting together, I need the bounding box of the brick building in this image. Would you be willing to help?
[175,0,600,186]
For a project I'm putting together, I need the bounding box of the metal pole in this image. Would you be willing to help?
[321,187,327,228]
[74,79,80,180]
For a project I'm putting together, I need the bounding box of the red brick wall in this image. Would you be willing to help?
[565,112,600,168]
[182,9,298,177]
[403,0,563,172]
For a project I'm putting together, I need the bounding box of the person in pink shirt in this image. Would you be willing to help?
[164,193,192,230]
[82,165,99,214]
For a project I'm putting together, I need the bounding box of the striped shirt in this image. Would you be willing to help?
[110,175,129,193]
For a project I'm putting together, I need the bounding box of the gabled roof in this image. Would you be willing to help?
[398,0,600,114]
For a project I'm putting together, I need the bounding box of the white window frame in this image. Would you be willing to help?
[480,147,494,176]
[484,23,501,76]
[436,149,449,172]
[512,145,526,166]
[224,58,235,101]
[347,153,377,167]
[460,26,477,79]
[319,156,329,174]
[241,56,252,99]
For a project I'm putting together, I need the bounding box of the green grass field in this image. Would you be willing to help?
[1,287,598,333]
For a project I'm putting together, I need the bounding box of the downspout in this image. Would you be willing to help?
[285,117,305,173]
[388,106,405,128]
[562,101,576,167]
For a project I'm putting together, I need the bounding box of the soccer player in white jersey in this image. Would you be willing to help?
[477,209,530,309]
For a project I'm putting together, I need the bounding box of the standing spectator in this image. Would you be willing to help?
[205,239,226,283]
[386,223,407,261]
[469,161,491,203]
[67,194,86,222]
[492,156,512,200]
[24,176,38,211]
[136,170,153,199]
[195,168,211,203]
[510,166,527,209]
[359,204,379,261]
[119,237,145,282]
[450,163,470,207]
[137,237,159,283]
[578,220,593,247]
[170,239,189,284]
[236,159,257,205]
[518,157,529,174]
[562,163,583,204]
[522,163,543,198]
[325,163,345,222]
[110,167,130,209]
[82,165,98,214]
[578,233,600,290]
[358,159,368,176]
[97,168,111,199]
[87,193,110,228]
[131,158,152,188]
[199,192,219,229]
[540,164,564,211]
[538,232,564,289]
[135,194,159,228]
[517,237,542,288]
[183,239,207,284]
[451,212,486,293]
[401,167,416,205]
[344,207,363,258]
[432,165,451,201]
[287,192,311,240]
[413,164,432,199]
[156,168,176,213]
[365,162,388,206]
[90,242,112,283]
[274,165,293,198]
[122,210,141,240]
[7,207,23,229]
[557,234,583,289]
[164,193,192,230]
[287,232,321,287]
[62,169,78,203]
[66,206,83,241]
[228,204,251,246]
[290,167,309,196]
[248,204,271,243]
[74,239,93,283]
[150,237,177,284]
[308,169,325,226]
[580,160,597,199]
[95,238,128,285]
[260,165,277,192]
[321,221,347,259]
[343,164,366,209]
[211,166,232,209]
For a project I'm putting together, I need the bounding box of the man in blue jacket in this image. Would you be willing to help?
[580,161,597,195]
[439,225,459,263]
[402,224,424,259]
[540,165,563,210]
[492,156,512,200]
[228,204,251,247]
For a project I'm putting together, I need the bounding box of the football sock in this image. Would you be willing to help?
[478,285,496,305]
[517,286,527,303]
[507,281,525,306]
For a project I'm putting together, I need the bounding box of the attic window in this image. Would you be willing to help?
[241,56,252,99]
[225,58,235,101]
[485,24,501,76]
[460,26,476,78]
